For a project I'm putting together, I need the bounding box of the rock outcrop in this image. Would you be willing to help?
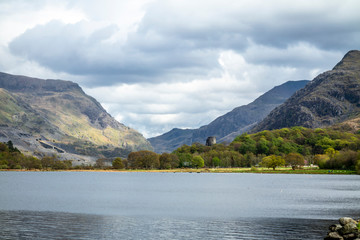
[324,217,359,240]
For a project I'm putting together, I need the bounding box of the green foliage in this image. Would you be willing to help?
[41,155,72,170]
[114,127,360,171]
[212,157,220,167]
[314,154,330,169]
[3,126,359,172]
[175,152,193,167]
[285,153,305,170]
[235,133,257,154]
[112,157,124,169]
[250,166,258,172]
[159,153,179,169]
[256,137,270,154]
[260,155,285,170]
[0,141,46,170]
[52,160,72,170]
[192,155,204,168]
[6,141,20,153]
[127,150,160,169]
[0,164,8,169]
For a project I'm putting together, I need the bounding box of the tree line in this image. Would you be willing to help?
[116,127,360,172]
[0,141,72,170]
[1,127,360,173]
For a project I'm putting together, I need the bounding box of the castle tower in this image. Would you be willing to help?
[206,136,216,146]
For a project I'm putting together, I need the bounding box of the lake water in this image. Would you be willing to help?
[0,172,359,239]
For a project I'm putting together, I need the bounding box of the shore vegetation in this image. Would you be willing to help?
[1,127,360,174]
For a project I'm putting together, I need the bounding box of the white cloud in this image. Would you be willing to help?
[0,1,86,45]
[84,50,320,137]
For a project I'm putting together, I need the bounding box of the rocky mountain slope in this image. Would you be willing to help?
[252,50,360,132]
[0,72,152,162]
[149,80,309,153]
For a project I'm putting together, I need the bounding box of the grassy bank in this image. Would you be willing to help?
[1,167,357,174]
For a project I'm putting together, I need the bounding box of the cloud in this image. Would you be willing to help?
[9,19,221,85]
[84,50,317,137]
[8,0,360,87]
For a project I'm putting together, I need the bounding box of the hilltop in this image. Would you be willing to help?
[0,72,152,163]
[252,50,360,132]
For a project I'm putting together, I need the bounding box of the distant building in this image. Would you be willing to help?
[206,136,216,146]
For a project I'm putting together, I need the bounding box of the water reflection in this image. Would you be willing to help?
[1,172,359,239]
[0,210,333,240]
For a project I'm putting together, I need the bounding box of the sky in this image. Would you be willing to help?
[0,0,359,138]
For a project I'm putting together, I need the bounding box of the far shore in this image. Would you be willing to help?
[1,167,357,174]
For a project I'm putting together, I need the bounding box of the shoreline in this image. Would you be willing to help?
[1,168,357,174]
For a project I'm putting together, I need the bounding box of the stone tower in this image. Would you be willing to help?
[206,136,216,146]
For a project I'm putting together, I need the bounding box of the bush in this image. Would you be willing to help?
[112,157,124,169]
[13,164,21,169]
[250,166,258,172]
[0,164,8,169]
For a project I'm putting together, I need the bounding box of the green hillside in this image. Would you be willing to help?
[0,72,152,160]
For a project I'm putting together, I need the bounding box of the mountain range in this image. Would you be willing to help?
[150,50,360,153]
[252,50,360,132]
[1,50,359,160]
[0,72,152,163]
[149,80,309,153]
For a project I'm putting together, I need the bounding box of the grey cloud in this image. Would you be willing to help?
[8,0,360,88]
[9,20,221,86]
[140,0,360,52]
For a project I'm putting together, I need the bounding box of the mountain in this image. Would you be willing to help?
[252,50,360,132]
[0,72,152,163]
[149,80,309,153]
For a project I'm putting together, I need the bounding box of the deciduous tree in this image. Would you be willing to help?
[112,157,124,169]
[260,155,285,170]
[285,152,305,170]
[192,155,204,168]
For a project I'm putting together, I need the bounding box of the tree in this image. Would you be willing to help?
[95,158,105,169]
[260,155,285,170]
[6,140,20,153]
[256,137,270,155]
[176,152,193,167]
[324,147,338,159]
[52,160,72,170]
[159,153,179,169]
[234,133,257,154]
[285,153,305,170]
[112,157,124,169]
[212,157,220,167]
[314,154,329,169]
[160,153,172,169]
[192,155,204,168]
[22,156,42,169]
[41,156,56,170]
[127,150,160,169]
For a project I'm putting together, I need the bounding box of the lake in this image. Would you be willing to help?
[0,172,359,239]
